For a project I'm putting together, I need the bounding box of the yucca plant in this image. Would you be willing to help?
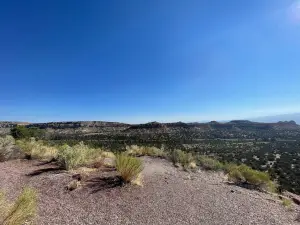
[115,154,143,183]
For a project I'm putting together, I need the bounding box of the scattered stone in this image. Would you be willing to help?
[66,180,81,191]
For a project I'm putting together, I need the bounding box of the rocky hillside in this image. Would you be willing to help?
[1,120,299,139]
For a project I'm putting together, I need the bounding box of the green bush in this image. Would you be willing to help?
[57,142,102,170]
[197,156,224,171]
[0,187,37,225]
[170,149,194,169]
[115,154,143,183]
[11,126,44,139]
[223,162,239,173]
[227,164,276,192]
[126,145,166,157]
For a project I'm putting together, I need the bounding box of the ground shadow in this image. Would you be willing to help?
[226,181,261,191]
[34,159,56,166]
[86,176,123,193]
[26,167,63,176]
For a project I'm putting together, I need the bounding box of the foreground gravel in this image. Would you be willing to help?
[0,157,299,225]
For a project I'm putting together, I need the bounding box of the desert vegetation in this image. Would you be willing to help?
[282,198,292,209]
[6,134,281,194]
[115,153,143,183]
[16,138,57,161]
[11,126,44,140]
[0,135,16,161]
[0,187,37,225]
[170,149,195,169]
[196,155,224,171]
[57,142,103,170]
[125,145,166,157]
[226,164,276,192]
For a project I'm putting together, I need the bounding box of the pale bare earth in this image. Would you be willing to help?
[0,157,299,225]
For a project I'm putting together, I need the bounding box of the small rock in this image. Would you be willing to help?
[66,180,81,191]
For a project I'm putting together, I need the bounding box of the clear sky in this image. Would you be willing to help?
[1,0,300,123]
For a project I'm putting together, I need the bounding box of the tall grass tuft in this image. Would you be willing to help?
[115,154,143,183]
[0,187,37,225]
[57,142,102,170]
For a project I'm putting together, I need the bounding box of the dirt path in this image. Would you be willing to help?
[0,157,299,225]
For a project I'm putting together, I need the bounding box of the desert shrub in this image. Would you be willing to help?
[11,126,44,139]
[282,198,292,209]
[0,135,15,148]
[115,154,143,183]
[126,145,166,157]
[223,162,239,173]
[16,138,58,161]
[227,164,275,192]
[0,187,37,225]
[170,149,194,168]
[0,136,16,161]
[57,142,102,170]
[197,156,224,171]
[101,151,115,159]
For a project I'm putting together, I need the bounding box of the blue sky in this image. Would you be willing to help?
[1,0,300,123]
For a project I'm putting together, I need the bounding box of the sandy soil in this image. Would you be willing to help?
[0,157,299,225]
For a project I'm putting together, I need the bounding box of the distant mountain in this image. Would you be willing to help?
[249,113,300,124]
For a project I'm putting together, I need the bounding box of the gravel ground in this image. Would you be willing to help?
[0,157,299,225]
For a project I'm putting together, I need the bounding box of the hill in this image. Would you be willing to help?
[250,113,300,124]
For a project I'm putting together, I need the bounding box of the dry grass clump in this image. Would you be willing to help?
[197,156,224,171]
[0,187,37,225]
[57,142,102,170]
[170,149,194,169]
[227,164,276,192]
[126,145,166,157]
[16,138,58,161]
[282,198,292,209]
[115,153,143,183]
